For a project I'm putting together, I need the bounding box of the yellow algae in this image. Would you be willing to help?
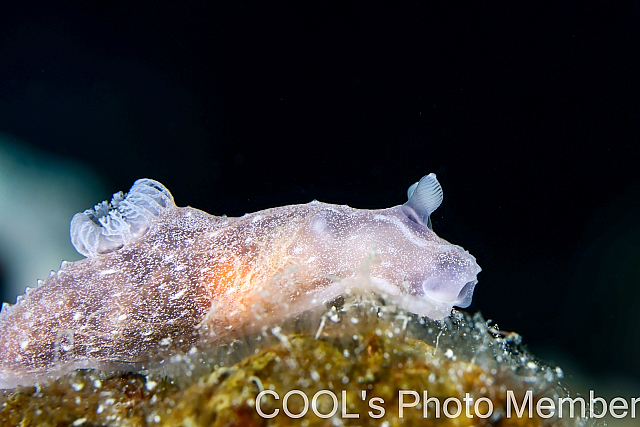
[0,295,578,426]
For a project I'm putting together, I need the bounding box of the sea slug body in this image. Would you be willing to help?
[0,174,481,388]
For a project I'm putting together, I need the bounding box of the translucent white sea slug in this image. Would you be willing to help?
[0,174,481,388]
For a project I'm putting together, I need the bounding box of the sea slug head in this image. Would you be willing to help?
[392,173,481,318]
[299,173,481,319]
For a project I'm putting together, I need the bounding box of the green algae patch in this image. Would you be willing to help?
[0,297,579,426]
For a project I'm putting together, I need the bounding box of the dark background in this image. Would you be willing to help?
[1,1,638,393]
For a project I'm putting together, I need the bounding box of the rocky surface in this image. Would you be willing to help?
[0,295,581,426]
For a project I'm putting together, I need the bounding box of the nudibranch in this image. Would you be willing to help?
[0,174,480,388]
